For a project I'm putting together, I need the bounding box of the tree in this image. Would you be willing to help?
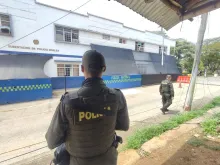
[171,39,195,73]
[202,42,220,74]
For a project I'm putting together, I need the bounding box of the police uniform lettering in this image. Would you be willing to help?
[79,112,104,121]
[85,112,92,120]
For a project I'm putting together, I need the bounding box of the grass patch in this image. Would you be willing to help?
[125,97,220,150]
[187,137,206,147]
[201,113,220,136]
[188,137,220,151]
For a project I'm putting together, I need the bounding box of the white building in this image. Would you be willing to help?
[0,0,176,79]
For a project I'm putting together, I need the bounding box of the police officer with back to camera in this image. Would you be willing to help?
[159,75,174,114]
[45,50,130,165]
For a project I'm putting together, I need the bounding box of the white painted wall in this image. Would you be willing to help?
[0,0,176,77]
[144,43,159,54]
[44,59,57,77]
[0,0,175,56]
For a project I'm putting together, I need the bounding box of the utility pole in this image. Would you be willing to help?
[184,13,208,111]
[161,27,164,66]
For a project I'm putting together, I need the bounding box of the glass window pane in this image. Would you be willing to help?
[56,26,63,31]
[64,32,71,42]
[57,64,64,67]
[65,68,70,76]
[57,68,65,77]
[64,28,71,32]
[103,35,110,40]
[72,32,78,39]
[1,20,10,27]
[1,15,10,22]
[65,64,71,67]
[73,65,79,76]
[56,30,63,41]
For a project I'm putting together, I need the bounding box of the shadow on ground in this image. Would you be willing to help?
[162,138,220,165]
[136,136,220,165]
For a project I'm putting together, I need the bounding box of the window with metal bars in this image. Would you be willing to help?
[119,38,126,44]
[159,46,167,54]
[102,34,110,40]
[55,25,79,43]
[57,64,79,77]
[0,14,11,36]
[135,42,144,52]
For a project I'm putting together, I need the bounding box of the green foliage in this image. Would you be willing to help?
[172,39,220,74]
[125,97,220,150]
[201,112,220,136]
[202,42,220,73]
[188,137,205,147]
[188,137,220,151]
[172,39,195,74]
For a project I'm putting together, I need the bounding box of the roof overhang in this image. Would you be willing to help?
[116,0,220,30]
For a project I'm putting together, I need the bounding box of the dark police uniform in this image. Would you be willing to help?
[46,77,129,165]
[159,79,174,113]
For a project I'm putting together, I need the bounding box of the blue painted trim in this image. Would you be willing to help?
[0,50,82,58]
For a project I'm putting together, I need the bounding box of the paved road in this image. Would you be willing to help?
[197,76,220,85]
[0,78,220,165]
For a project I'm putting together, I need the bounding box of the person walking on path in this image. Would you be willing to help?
[159,75,174,114]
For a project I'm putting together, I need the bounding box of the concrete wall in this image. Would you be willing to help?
[0,0,175,56]
[0,0,176,78]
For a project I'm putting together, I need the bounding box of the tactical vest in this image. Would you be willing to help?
[63,87,120,158]
[161,80,171,94]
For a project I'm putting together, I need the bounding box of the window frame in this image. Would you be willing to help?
[135,41,144,52]
[54,24,79,44]
[119,38,126,44]
[0,13,12,36]
[159,46,167,54]
[102,34,110,40]
[57,63,80,77]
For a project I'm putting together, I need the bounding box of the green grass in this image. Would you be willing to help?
[125,97,220,150]
[187,137,206,147]
[188,137,220,151]
[201,113,220,136]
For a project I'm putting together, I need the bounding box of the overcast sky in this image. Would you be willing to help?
[38,0,220,43]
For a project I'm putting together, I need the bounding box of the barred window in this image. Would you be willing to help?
[159,46,167,54]
[0,14,11,35]
[103,34,110,40]
[57,64,79,77]
[135,42,144,52]
[119,38,126,44]
[55,26,79,43]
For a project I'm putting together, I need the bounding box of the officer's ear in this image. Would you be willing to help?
[81,65,84,73]
[102,66,106,72]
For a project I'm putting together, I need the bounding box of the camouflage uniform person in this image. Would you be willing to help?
[46,50,129,165]
[159,75,174,114]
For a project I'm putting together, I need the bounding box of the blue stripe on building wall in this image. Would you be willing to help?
[51,75,142,90]
[0,75,142,105]
[0,50,82,58]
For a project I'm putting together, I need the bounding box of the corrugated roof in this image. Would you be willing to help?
[116,0,220,30]
[116,0,180,30]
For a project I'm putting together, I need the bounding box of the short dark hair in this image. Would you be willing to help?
[82,50,106,77]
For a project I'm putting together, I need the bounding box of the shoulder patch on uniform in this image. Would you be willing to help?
[62,91,78,104]
[114,88,121,91]
[60,92,69,101]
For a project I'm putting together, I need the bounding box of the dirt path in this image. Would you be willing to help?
[135,128,220,165]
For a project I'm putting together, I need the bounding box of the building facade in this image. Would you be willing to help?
[0,0,176,79]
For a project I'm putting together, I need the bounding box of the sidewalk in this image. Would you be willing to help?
[1,82,220,165]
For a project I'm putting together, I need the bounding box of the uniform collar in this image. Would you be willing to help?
[82,77,106,87]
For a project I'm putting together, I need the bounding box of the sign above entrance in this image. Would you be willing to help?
[8,45,59,53]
